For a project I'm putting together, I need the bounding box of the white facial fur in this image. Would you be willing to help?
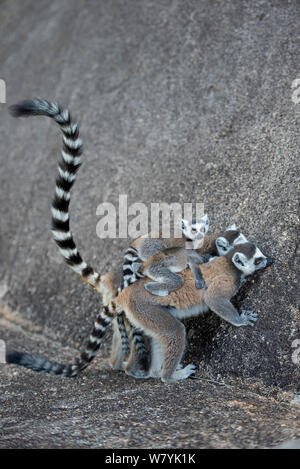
[226,223,237,231]
[232,246,268,277]
[181,214,209,241]
[215,237,230,255]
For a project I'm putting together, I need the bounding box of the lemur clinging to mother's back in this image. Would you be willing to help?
[119,214,210,297]
[5,98,273,380]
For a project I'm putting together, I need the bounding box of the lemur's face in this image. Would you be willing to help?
[181,214,209,241]
[215,224,248,256]
[231,242,273,277]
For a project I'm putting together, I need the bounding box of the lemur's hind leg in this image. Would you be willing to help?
[144,267,184,297]
[124,302,196,382]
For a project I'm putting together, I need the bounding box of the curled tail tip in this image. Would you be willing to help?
[5,349,19,364]
[6,349,36,367]
[9,102,28,118]
[9,99,41,118]
[5,349,77,377]
[9,98,59,118]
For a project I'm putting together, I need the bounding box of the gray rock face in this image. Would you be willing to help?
[0,0,299,448]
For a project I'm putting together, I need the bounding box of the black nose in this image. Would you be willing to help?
[266,257,274,267]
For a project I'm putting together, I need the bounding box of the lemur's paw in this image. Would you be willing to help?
[240,309,258,326]
[195,278,205,289]
[125,367,150,379]
[162,364,198,383]
[186,364,198,378]
[148,368,162,378]
[188,365,199,379]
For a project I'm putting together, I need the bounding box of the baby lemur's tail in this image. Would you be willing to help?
[117,247,149,370]
[9,99,101,290]
[6,306,114,376]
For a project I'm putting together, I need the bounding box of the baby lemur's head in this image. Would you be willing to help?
[215,223,248,256]
[227,241,273,277]
[181,214,209,241]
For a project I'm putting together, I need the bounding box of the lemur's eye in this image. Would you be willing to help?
[255,257,263,265]
[200,227,205,233]
[191,228,197,234]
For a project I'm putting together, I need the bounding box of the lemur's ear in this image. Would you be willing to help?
[216,237,229,249]
[232,252,248,269]
[226,223,237,231]
[203,213,209,225]
[233,233,248,244]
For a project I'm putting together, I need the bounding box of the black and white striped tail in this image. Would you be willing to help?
[120,247,142,289]
[117,246,143,354]
[116,247,148,370]
[6,306,114,377]
[9,98,101,290]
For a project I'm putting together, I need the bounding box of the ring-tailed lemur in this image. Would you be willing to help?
[116,215,210,362]
[113,241,273,381]
[6,98,273,380]
[116,222,248,371]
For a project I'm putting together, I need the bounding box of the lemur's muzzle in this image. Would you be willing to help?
[265,256,274,267]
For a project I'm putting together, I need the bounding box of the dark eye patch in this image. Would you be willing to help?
[255,257,263,265]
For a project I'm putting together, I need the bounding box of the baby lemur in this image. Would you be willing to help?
[121,214,210,297]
